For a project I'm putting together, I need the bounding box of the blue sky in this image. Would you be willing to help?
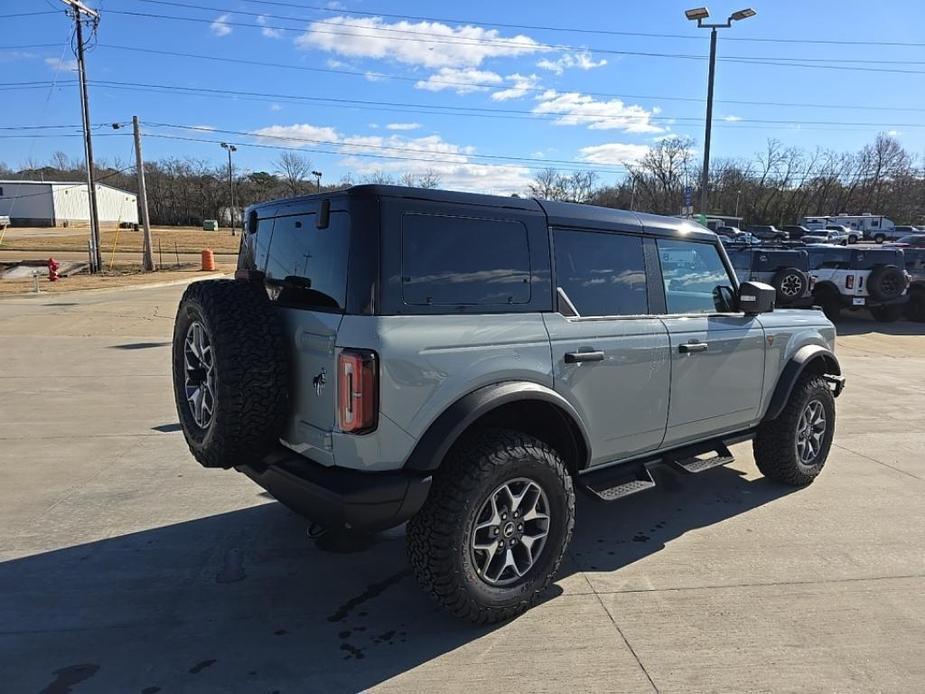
[3,0,925,193]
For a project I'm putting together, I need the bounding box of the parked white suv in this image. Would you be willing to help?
[807,246,909,321]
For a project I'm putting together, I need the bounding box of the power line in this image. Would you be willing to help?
[91,45,925,115]
[101,9,925,76]
[150,0,925,48]
[0,11,61,19]
[130,0,925,67]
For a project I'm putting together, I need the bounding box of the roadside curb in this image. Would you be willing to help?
[0,272,229,301]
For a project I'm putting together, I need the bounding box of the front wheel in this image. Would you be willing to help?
[407,429,575,624]
[870,304,903,322]
[754,374,835,486]
[874,234,886,244]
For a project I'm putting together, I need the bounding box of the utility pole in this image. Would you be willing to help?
[132,117,155,270]
[62,0,102,272]
[111,117,154,270]
[220,142,237,235]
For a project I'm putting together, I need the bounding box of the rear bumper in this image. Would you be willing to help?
[837,294,908,308]
[238,447,432,532]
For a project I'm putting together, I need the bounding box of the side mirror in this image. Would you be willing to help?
[738,281,775,314]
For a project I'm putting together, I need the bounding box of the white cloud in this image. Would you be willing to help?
[415,67,502,94]
[386,122,422,131]
[45,57,77,72]
[252,123,340,148]
[190,124,216,132]
[491,73,541,101]
[295,16,548,69]
[723,115,742,122]
[270,103,283,112]
[533,90,663,133]
[364,71,386,82]
[210,14,233,37]
[887,129,902,137]
[537,51,607,75]
[339,133,532,194]
[578,143,650,165]
[256,15,282,39]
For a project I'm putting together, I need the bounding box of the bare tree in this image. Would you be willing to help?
[418,169,441,189]
[275,151,313,196]
[529,168,567,200]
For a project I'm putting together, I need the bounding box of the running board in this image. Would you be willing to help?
[671,443,735,474]
[580,465,656,502]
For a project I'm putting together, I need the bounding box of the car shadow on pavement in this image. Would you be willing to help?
[0,463,794,693]
[834,314,925,336]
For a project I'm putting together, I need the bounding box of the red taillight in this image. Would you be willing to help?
[845,274,854,289]
[338,349,378,434]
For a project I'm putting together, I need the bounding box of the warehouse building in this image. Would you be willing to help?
[0,180,138,228]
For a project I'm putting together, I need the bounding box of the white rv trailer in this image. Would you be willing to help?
[802,214,894,237]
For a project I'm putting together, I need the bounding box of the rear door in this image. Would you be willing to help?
[656,238,766,447]
[262,208,351,464]
[545,227,671,465]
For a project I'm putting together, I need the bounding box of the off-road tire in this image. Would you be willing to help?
[905,289,925,322]
[870,304,903,322]
[814,287,841,321]
[772,267,809,305]
[867,264,907,301]
[874,233,886,244]
[407,429,575,624]
[754,374,835,486]
[172,279,288,469]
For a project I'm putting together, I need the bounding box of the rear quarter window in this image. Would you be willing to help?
[264,210,350,311]
[400,213,531,306]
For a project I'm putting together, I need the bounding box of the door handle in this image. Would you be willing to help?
[679,342,708,354]
[564,350,605,364]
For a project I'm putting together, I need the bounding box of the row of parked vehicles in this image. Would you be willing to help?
[724,242,924,322]
[717,223,925,246]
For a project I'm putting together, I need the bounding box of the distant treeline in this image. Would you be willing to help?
[3,133,922,226]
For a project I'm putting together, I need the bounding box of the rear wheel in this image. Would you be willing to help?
[906,289,925,322]
[407,429,574,624]
[772,267,808,305]
[754,374,835,486]
[874,233,886,244]
[870,304,903,322]
[172,280,288,469]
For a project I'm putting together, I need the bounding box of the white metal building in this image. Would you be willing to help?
[0,180,138,228]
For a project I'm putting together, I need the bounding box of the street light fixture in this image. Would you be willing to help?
[220,142,237,235]
[685,6,757,217]
[311,170,323,192]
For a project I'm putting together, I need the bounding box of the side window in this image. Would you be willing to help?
[553,229,647,316]
[657,239,734,314]
[401,213,531,306]
[264,211,350,311]
[249,217,275,272]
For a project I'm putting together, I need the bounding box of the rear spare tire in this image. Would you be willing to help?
[772,267,808,305]
[867,264,906,301]
[172,280,288,468]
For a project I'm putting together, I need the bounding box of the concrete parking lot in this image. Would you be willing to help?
[1,284,923,693]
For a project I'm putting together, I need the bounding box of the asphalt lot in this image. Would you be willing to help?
[1,285,923,693]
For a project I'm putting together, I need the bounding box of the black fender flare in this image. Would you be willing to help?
[402,381,591,473]
[763,345,842,421]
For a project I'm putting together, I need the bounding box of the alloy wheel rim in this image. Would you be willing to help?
[184,321,215,429]
[796,399,826,465]
[470,477,550,587]
[781,274,803,297]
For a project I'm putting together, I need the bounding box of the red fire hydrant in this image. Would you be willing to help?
[48,257,60,282]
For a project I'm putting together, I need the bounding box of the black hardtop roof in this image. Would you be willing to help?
[247,185,717,241]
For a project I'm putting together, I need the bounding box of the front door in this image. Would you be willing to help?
[545,228,671,466]
[656,238,766,446]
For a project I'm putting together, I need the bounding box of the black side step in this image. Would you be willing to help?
[580,464,656,502]
[671,443,735,474]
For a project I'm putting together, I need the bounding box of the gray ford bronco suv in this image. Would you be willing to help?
[172,185,845,623]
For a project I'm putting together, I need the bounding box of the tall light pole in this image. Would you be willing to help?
[220,143,237,235]
[61,0,102,272]
[685,7,756,217]
[311,170,323,192]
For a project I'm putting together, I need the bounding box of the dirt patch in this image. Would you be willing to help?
[0,226,240,255]
[0,261,234,296]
